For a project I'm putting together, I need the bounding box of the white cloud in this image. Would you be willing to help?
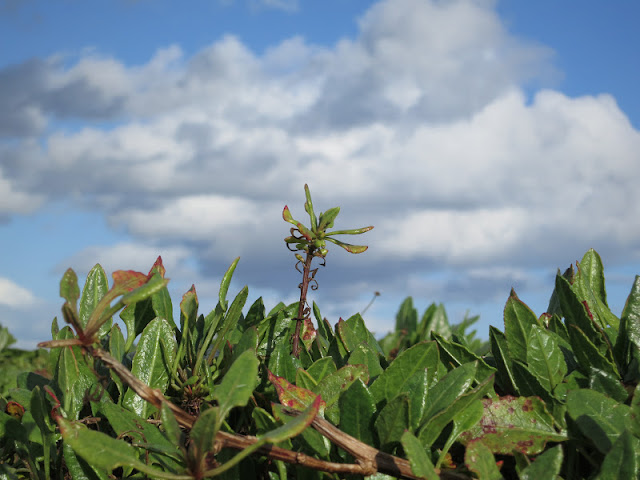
[0,277,38,308]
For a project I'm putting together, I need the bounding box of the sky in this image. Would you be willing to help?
[1,0,639,349]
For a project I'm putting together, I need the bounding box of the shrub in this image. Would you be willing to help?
[1,185,639,479]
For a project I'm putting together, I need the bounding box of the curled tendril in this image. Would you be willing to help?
[310,280,319,291]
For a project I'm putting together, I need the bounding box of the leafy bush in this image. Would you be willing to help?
[1,186,639,479]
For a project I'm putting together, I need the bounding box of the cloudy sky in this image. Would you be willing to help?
[1,0,639,349]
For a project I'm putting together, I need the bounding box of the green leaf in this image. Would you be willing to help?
[317,206,340,231]
[417,303,451,342]
[306,357,337,383]
[269,370,326,413]
[526,325,567,393]
[375,393,409,451]
[160,402,182,446]
[432,332,495,382]
[122,318,177,418]
[418,371,494,447]
[395,297,418,334]
[568,324,618,378]
[219,257,240,310]
[79,264,110,336]
[503,288,539,364]
[614,275,640,375]
[489,326,517,394]
[420,362,477,424]
[588,367,628,402]
[261,395,322,444]
[345,313,384,355]
[189,407,220,469]
[214,349,259,420]
[303,184,318,231]
[60,268,80,307]
[370,341,439,405]
[464,440,502,480]
[338,379,376,445]
[313,364,368,424]
[268,334,298,383]
[566,389,630,454]
[97,400,183,469]
[52,332,98,419]
[347,342,383,380]
[594,429,639,480]
[436,400,484,469]
[324,236,368,254]
[630,383,640,438]
[556,274,604,347]
[400,431,438,480]
[459,396,567,455]
[519,444,563,480]
[58,417,180,479]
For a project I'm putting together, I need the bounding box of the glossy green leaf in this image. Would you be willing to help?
[526,325,567,393]
[432,332,495,381]
[459,396,567,455]
[97,400,183,469]
[519,444,563,480]
[503,288,539,364]
[338,379,376,445]
[58,417,181,479]
[400,431,438,480]
[566,389,629,454]
[160,402,182,446]
[52,331,98,419]
[375,393,409,451]
[556,274,604,346]
[345,313,384,355]
[437,400,484,469]
[568,324,618,378]
[369,341,439,405]
[269,370,325,413]
[307,357,337,383]
[489,326,517,394]
[209,286,249,363]
[417,303,452,342]
[219,257,240,310]
[614,275,640,372]
[79,264,110,336]
[630,383,640,438]
[313,364,368,424]
[418,371,494,447]
[214,349,259,420]
[123,318,177,419]
[589,367,628,402]
[593,429,639,480]
[420,362,476,424]
[464,440,502,480]
[189,407,220,469]
[261,395,322,444]
[395,297,418,334]
[62,441,111,480]
[347,342,383,380]
[405,368,430,431]
[268,334,298,383]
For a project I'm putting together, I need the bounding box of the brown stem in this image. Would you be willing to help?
[90,347,468,479]
[292,249,315,358]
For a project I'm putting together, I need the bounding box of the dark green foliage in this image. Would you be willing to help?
[3,238,640,480]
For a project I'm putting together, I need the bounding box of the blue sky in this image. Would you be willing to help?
[1,0,639,349]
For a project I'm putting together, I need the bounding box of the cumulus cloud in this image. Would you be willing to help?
[1,0,639,336]
[0,277,38,308]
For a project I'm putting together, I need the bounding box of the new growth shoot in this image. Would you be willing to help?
[283,184,373,357]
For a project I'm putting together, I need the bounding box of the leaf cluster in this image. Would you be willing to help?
[1,240,640,480]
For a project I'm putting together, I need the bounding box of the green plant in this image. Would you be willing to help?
[1,185,640,479]
[283,184,373,357]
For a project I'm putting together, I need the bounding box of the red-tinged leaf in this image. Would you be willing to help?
[459,396,567,455]
[301,317,317,349]
[268,370,326,413]
[112,270,148,292]
[147,256,165,278]
[283,206,296,224]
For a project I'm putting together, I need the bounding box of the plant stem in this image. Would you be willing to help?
[293,248,315,358]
